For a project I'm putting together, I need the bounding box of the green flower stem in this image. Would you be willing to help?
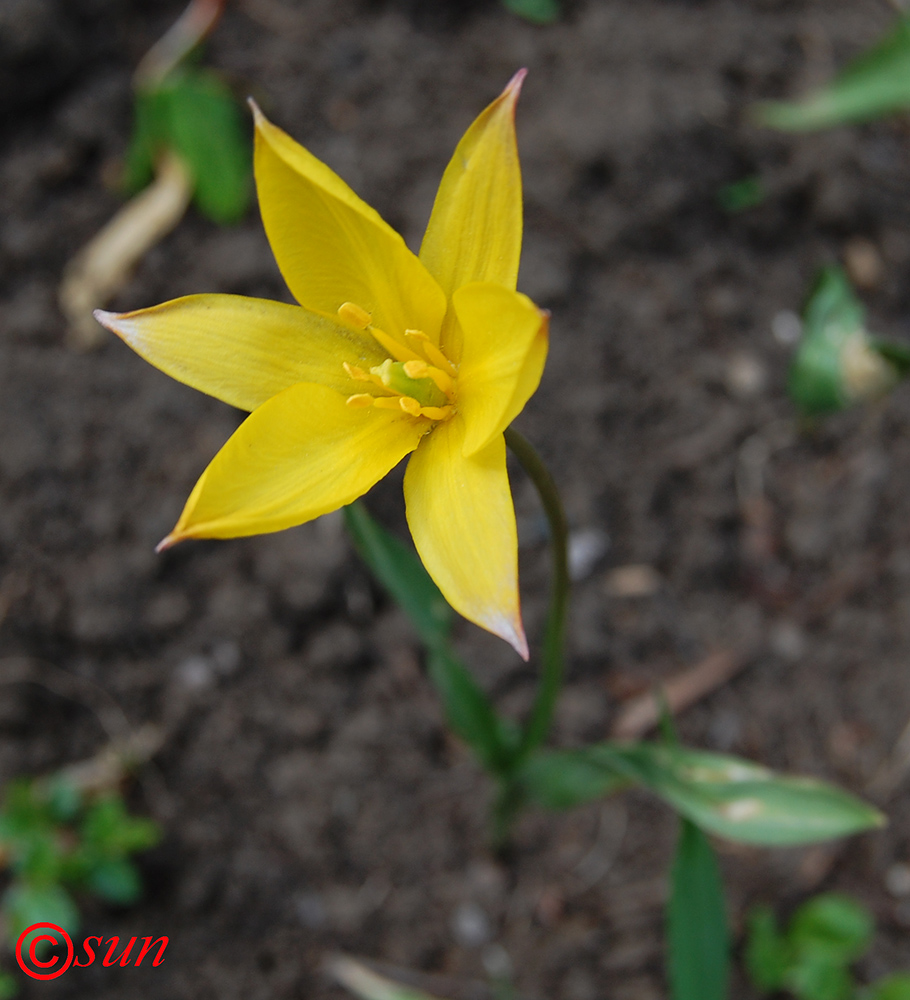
[504,427,570,761]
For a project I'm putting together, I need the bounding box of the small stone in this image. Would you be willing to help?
[604,565,661,597]
[568,528,610,581]
[175,655,214,691]
[294,891,327,929]
[725,352,767,399]
[769,620,805,662]
[843,236,884,290]
[452,901,492,947]
[886,863,910,897]
[771,309,802,346]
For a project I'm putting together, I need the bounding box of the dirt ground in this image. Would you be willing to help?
[3,0,910,997]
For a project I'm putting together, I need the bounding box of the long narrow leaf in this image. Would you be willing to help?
[520,743,883,845]
[667,820,729,1000]
[343,503,513,775]
[756,16,910,130]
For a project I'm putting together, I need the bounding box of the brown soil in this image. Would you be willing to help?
[3,1,910,997]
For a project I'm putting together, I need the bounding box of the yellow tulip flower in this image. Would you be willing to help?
[96,71,548,659]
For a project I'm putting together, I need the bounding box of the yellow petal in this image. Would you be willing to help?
[454,282,549,457]
[252,102,447,345]
[96,295,388,412]
[419,70,526,363]
[403,416,527,658]
[160,383,427,546]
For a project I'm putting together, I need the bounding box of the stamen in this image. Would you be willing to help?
[405,329,457,377]
[398,397,422,416]
[343,362,370,381]
[418,404,455,420]
[403,359,429,379]
[338,302,372,329]
[368,326,423,364]
[345,393,374,408]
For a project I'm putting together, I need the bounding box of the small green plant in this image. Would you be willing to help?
[755,14,910,131]
[788,266,910,418]
[746,893,910,1000]
[501,0,560,26]
[0,774,160,994]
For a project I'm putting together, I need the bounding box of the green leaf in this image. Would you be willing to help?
[3,882,79,938]
[787,956,854,1000]
[123,87,170,194]
[522,743,884,845]
[163,70,251,224]
[344,502,452,649]
[667,820,729,1000]
[718,175,766,213]
[789,266,899,416]
[519,748,629,810]
[501,0,560,25]
[426,649,517,775]
[756,16,910,130]
[344,502,514,776]
[868,974,910,1000]
[790,894,873,964]
[81,797,160,856]
[745,905,791,991]
[0,970,18,1000]
[88,858,142,905]
[125,70,251,224]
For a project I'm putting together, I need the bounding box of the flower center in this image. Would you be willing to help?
[337,302,457,421]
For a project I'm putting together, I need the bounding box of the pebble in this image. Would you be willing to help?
[843,236,884,290]
[771,309,802,346]
[886,863,910,898]
[604,564,661,598]
[725,352,767,399]
[568,528,610,581]
[452,901,492,947]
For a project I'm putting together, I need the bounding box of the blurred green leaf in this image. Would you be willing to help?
[3,883,79,939]
[790,894,873,964]
[869,974,910,1000]
[788,957,853,1000]
[123,87,170,194]
[667,820,729,1000]
[164,70,251,223]
[502,0,560,26]
[344,502,514,776]
[517,743,883,845]
[757,16,910,130]
[745,906,791,991]
[789,266,898,416]
[125,69,251,224]
[718,175,766,213]
[0,970,18,1000]
[88,857,142,906]
[519,748,629,810]
[344,502,452,649]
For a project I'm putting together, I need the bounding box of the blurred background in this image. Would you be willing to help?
[2,0,910,996]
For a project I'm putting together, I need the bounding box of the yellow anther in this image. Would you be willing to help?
[343,362,370,381]
[403,359,430,379]
[372,396,405,411]
[398,397,422,416]
[405,329,457,377]
[345,393,374,408]
[368,326,423,364]
[418,404,455,420]
[338,302,372,329]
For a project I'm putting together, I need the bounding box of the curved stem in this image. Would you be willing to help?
[504,427,570,761]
